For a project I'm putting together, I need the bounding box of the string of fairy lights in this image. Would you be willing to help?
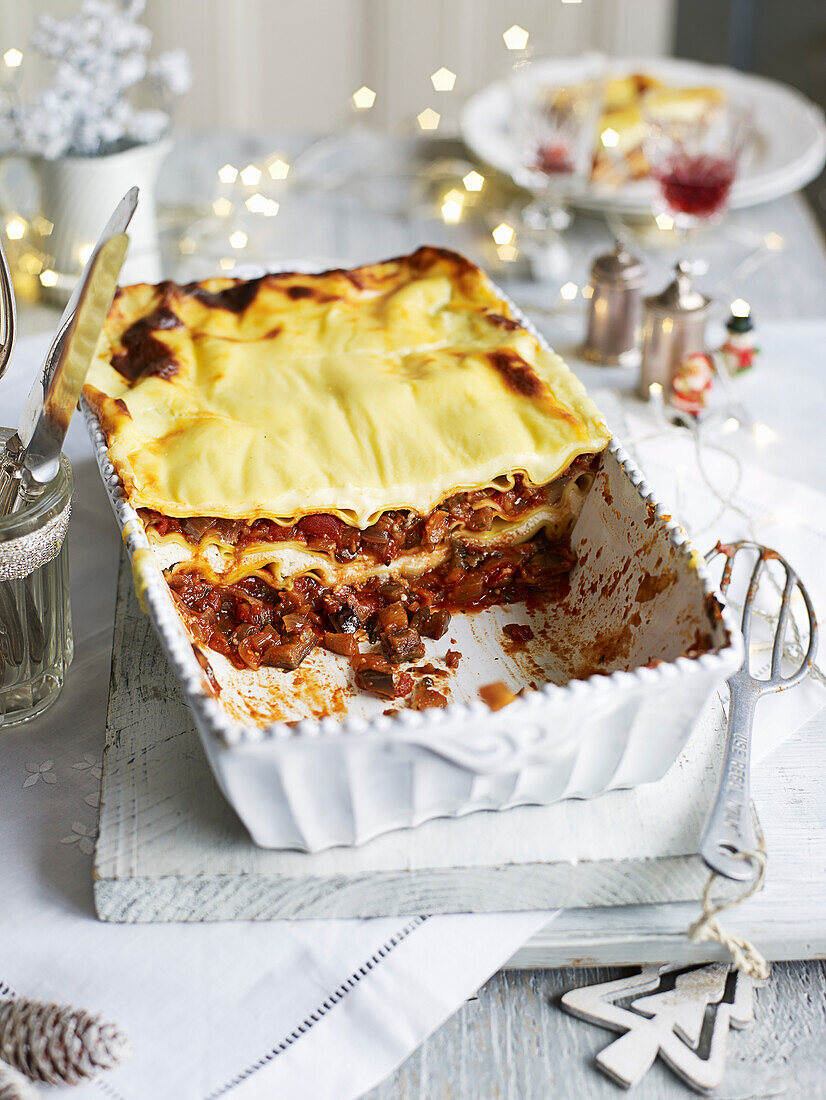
[0,14,782,293]
[619,395,824,689]
[0,8,791,297]
[172,21,542,275]
[0,18,549,285]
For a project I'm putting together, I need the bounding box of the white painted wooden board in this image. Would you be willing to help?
[507,705,826,968]
[95,552,744,924]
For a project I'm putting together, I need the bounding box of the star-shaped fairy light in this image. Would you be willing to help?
[246,194,279,217]
[268,157,290,180]
[430,67,456,92]
[239,164,261,186]
[352,86,376,110]
[417,107,440,131]
[440,189,464,222]
[492,223,514,246]
[503,25,529,50]
[5,218,25,240]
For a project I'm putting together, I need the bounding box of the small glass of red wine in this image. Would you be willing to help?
[510,56,605,242]
[644,97,751,228]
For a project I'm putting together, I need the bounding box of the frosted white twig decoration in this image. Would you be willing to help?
[1,0,191,159]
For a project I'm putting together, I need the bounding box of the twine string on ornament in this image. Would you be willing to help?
[688,840,770,981]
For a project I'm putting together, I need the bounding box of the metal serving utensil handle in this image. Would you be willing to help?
[0,237,16,381]
[700,539,818,884]
[700,672,759,882]
[0,187,137,516]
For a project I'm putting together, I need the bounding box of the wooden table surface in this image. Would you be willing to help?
[16,132,826,1099]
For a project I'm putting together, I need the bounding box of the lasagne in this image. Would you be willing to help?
[596,81,724,184]
[544,73,725,185]
[84,247,610,706]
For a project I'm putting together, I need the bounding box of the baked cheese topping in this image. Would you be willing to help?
[84,247,610,527]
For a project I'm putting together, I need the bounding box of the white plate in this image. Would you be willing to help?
[461,56,826,213]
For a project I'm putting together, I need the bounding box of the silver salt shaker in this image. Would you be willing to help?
[582,240,646,367]
[639,261,711,399]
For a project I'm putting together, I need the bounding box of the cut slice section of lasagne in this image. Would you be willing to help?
[84,246,610,701]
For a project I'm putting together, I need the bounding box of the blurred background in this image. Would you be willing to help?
[0,1,823,150]
[0,0,823,299]
[2,2,823,176]
[0,0,680,132]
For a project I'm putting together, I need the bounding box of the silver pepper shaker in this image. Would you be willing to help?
[639,261,711,399]
[582,240,646,367]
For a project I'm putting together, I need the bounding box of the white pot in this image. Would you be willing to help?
[33,138,170,291]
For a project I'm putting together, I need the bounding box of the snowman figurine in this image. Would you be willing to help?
[720,299,759,374]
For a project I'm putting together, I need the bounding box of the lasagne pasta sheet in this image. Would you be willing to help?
[84,246,609,526]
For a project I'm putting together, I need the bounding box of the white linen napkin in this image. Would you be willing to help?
[5,687,546,1100]
[4,754,548,1100]
[1,334,551,1100]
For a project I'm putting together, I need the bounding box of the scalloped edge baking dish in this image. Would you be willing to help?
[82,270,742,851]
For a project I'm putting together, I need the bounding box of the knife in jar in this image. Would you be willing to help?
[0,187,138,514]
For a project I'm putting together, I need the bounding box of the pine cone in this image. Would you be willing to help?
[0,1059,36,1100]
[0,998,131,1085]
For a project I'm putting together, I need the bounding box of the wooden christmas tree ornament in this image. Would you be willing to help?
[0,998,132,1085]
[561,963,764,1093]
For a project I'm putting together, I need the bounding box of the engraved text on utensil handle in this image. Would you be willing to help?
[700,682,758,881]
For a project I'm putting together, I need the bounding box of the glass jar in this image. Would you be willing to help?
[0,427,73,726]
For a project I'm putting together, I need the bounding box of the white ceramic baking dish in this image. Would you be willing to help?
[83,280,742,852]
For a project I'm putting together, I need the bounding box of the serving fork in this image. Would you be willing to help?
[701,540,818,882]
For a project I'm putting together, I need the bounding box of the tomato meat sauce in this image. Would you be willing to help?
[167,533,574,697]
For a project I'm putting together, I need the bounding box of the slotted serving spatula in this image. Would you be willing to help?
[701,540,818,881]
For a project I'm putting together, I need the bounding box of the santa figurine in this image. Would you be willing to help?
[720,299,759,374]
[671,352,714,416]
